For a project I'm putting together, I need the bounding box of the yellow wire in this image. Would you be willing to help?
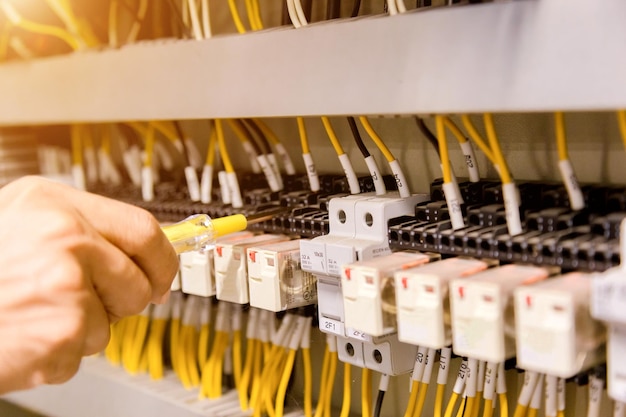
[321,116,345,156]
[176,326,192,388]
[0,22,10,61]
[359,116,396,162]
[147,319,167,380]
[226,118,255,144]
[144,124,155,168]
[482,399,493,417]
[444,392,460,417]
[151,121,179,143]
[303,348,313,417]
[275,349,297,417]
[460,115,496,164]
[434,384,446,417]
[120,315,138,371]
[435,115,452,184]
[297,117,311,154]
[443,117,469,144]
[513,404,528,417]
[471,392,482,417]
[404,381,420,417]
[71,125,83,165]
[252,0,263,29]
[228,0,247,34]
[617,110,626,152]
[170,317,181,380]
[105,322,122,366]
[211,332,229,398]
[12,19,80,50]
[125,0,149,44]
[414,383,429,417]
[323,352,338,417]
[483,113,512,184]
[239,339,256,411]
[464,398,475,417]
[314,346,331,417]
[108,0,118,47]
[183,325,200,386]
[100,125,111,155]
[198,324,210,367]
[499,393,509,417]
[252,118,281,145]
[554,111,568,161]
[205,129,217,166]
[361,367,372,417]
[233,330,243,391]
[527,409,537,417]
[244,0,259,30]
[556,411,564,417]
[456,398,468,417]
[129,314,150,375]
[340,362,351,417]
[216,120,234,173]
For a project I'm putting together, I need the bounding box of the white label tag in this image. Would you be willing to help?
[609,325,626,402]
[346,327,373,342]
[319,316,344,336]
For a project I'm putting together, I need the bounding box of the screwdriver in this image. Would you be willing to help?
[161,211,280,255]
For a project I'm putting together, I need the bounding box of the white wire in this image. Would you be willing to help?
[201,0,212,38]
[387,0,399,15]
[396,0,407,13]
[187,0,203,40]
[587,375,603,417]
[294,0,308,26]
[286,0,302,28]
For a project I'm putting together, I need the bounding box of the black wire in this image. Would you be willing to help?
[230,119,262,155]
[347,116,370,158]
[326,0,341,19]
[373,390,386,417]
[242,119,272,155]
[351,0,362,17]
[415,116,441,156]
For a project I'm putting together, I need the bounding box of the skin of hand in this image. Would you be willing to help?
[0,176,179,393]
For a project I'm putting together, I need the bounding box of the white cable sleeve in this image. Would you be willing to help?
[154,140,175,171]
[141,166,154,202]
[387,0,399,15]
[396,0,407,12]
[453,359,469,394]
[200,164,213,204]
[122,148,142,186]
[184,138,203,169]
[274,143,296,175]
[182,295,199,326]
[503,182,523,236]
[327,333,338,353]
[242,141,261,173]
[483,362,497,401]
[379,374,390,392]
[437,348,453,386]
[184,166,201,202]
[200,297,211,326]
[460,140,480,183]
[84,146,98,184]
[173,139,184,154]
[201,0,211,38]
[545,374,557,417]
[496,362,507,394]
[588,376,603,417]
[338,153,361,194]
[231,305,243,331]
[267,153,284,189]
[443,182,465,230]
[302,152,320,192]
[246,308,259,340]
[364,155,386,195]
[218,171,231,204]
[258,310,272,343]
[477,361,486,393]
[557,377,566,412]
[411,346,429,382]
[71,164,86,191]
[451,167,465,204]
[226,172,243,208]
[615,401,626,417]
[272,314,295,346]
[389,159,411,198]
[294,0,308,26]
[224,344,233,375]
[152,298,172,320]
[289,316,307,351]
[215,302,232,333]
[559,159,585,210]
[519,371,540,407]
[286,0,302,28]
[466,359,478,398]
[257,154,281,192]
[300,317,313,349]
[98,149,122,185]
[171,291,183,320]
[421,349,436,384]
[530,374,544,410]
[186,0,203,40]
[139,304,152,318]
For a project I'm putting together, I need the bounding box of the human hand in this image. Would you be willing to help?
[0,176,178,393]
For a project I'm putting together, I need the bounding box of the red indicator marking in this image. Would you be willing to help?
[216,246,223,257]
[458,286,465,299]
[425,285,435,293]
[553,305,564,312]
[483,295,494,303]
[365,276,374,285]
[345,268,351,280]
[249,251,257,262]
[526,295,532,308]
[401,277,409,290]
